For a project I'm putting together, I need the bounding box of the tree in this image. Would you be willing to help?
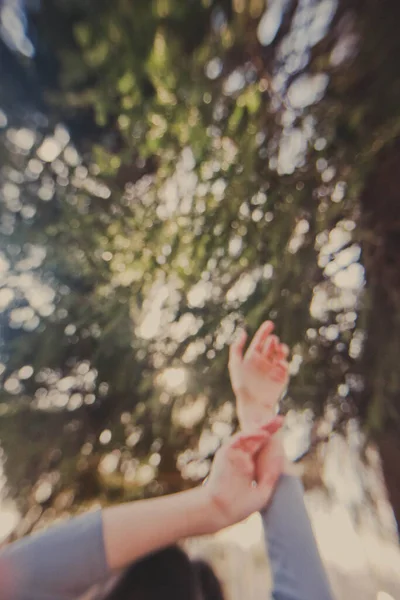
[0,0,400,537]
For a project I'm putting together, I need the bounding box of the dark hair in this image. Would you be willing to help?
[104,545,225,600]
[192,557,225,599]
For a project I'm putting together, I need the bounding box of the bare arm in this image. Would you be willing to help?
[102,487,213,571]
[0,421,283,599]
[229,321,334,600]
[103,418,283,570]
[0,489,216,599]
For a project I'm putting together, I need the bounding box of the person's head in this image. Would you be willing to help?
[104,545,225,600]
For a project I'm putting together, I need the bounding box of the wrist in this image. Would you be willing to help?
[236,392,275,431]
[200,484,233,534]
[183,486,221,536]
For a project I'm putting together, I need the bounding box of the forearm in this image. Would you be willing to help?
[236,393,295,476]
[261,475,334,600]
[236,390,275,432]
[0,487,218,598]
[103,486,216,571]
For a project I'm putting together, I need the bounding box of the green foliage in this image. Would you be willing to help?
[1,0,400,533]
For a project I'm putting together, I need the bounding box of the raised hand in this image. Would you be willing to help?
[205,416,285,529]
[229,320,289,431]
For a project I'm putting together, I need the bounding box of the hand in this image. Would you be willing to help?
[229,320,289,431]
[204,417,284,530]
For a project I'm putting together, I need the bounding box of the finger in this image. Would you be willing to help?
[270,371,287,383]
[262,334,279,360]
[231,430,269,450]
[242,436,270,455]
[259,454,284,489]
[277,358,289,370]
[228,330,247,370]
[246,321,274,355]
[260,335,278,363]
[270,360,289,382]
[276,343,289,359]
[231,431,270,456]
[272,361,288,376]
[260,416,284,435]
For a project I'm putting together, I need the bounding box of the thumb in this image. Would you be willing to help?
[255,467,281,509]
[260,416,284,435]
[258,444,285,489]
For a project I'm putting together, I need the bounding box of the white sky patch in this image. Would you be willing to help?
[174,395,207,429]
[34,481,53,504]
[136,283,169,340]
[297,0,337,48]
[83,178,111,199]
[288,218,309,253]
[289,353,303,376]
[228,236,243,257]
[226,270,261,304]
[198,429,220,456]
[0,501,19,542]
[283,409,313,460]
[276,116,315,175]
[0,288,14,310]
[333,263,365,290]
[182,339,207,363]
[310,286,329,320]
[156,149,199,220]
[0,3,34,57]
[324,244,361,277]
[170,313,203,343]
[99,452,120,475]
[15,245,46,272]
[277,0,337,75]
[214,315,237,351]
[6,128,35,151]
[37,137,62,162]
[277,129,308,174]
[258,0,291,46]
[159,367,187,393]
[0,109,7,128]
[136,464,155,486]
[223,70,246,95]
[18,365,33,380]
[63,145,80,167]
[54,125,70,148]
[99,430,112,445]
[287,73,329,109]
[188,280,213,308]
[319,226,352,257]
[205,57,223,80]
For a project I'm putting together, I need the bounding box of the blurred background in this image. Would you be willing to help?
[0,0,400,598]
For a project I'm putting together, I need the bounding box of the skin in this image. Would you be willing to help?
[1,323,310,599]
[104,321,294,572]
[229,320,289,428]
[103,417,284,571]
[229,320,296,476]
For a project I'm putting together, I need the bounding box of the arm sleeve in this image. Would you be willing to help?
[261,475,334,600]
[0,509,110,599]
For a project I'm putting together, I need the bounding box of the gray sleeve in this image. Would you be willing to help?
[261,475,334,600]
[0,509,110,599]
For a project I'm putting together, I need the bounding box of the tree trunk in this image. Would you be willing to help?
[377,432,400,538]
[359,137,400,536]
